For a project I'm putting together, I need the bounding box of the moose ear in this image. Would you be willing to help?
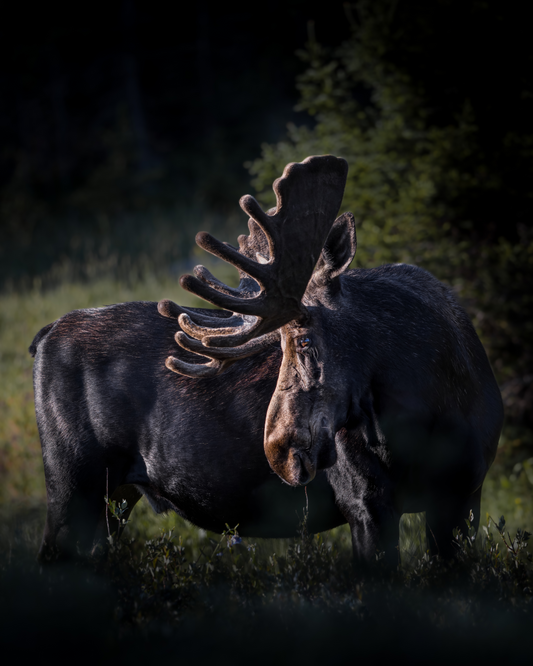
[312,212,356,289]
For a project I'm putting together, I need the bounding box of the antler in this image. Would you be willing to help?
[158,298,280,377]
[160,155,348,377]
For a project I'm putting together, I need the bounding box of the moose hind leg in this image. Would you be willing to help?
[39,484,106,562]
[39,491,104,562]
[38,451,123,562]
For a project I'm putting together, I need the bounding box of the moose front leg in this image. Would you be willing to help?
[346,499,401,567]
[327,429,401,567]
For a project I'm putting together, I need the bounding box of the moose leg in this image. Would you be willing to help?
[328,431,401,567]
[425,485,482,558]
[39,482,106,562]
[38,449,131,562]
[347,502,401,568]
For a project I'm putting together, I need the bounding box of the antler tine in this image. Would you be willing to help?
[158,299,244,328]
[194,232,272,288]
[165,355,225,379]
[237,218,271,265]
[164,329,280,378]
[158,267,262,343]
[178,312,257,342]
[192,265,258,298]
[179,274,271,319]
[175,329,279,360]
[238,195,279,261]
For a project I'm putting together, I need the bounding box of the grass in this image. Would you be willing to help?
[1,497,532,664]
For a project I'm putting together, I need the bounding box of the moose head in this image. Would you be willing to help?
[159,155,358,487]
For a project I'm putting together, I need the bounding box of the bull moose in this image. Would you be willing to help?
[31,155,503,563]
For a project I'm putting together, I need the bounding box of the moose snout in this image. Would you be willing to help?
[275,446,316,486]
[265,414,338,486]
[264,426,317,486]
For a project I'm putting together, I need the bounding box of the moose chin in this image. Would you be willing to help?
[31,155,503,565]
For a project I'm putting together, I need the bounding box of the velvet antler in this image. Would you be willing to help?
[159,155,348,377]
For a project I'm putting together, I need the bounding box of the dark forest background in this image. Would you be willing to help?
[0,0,351,286]
[0,0,531,428]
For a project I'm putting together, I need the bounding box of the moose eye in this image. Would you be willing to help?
[297,337,311,350]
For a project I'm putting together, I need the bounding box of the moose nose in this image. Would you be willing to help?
[293,449,316,486]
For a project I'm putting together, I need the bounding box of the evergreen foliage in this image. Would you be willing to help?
[248,0,533,421]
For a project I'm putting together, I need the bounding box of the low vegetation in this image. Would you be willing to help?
[1,490,532,662]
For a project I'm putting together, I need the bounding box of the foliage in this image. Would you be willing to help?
[3,498,533,662]
[93,506,533,657]
[247,0,533,423]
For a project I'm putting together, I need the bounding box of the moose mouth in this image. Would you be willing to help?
[290,448,317,486]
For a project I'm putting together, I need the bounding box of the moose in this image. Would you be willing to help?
[30,155,503,564]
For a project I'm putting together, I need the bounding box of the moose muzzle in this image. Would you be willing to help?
[264,415,337,486]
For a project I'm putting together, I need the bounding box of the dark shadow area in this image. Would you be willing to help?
[1,514,532,665]
[0,0,351,289]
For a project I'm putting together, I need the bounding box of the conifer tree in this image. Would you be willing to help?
[248,0,533,423]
